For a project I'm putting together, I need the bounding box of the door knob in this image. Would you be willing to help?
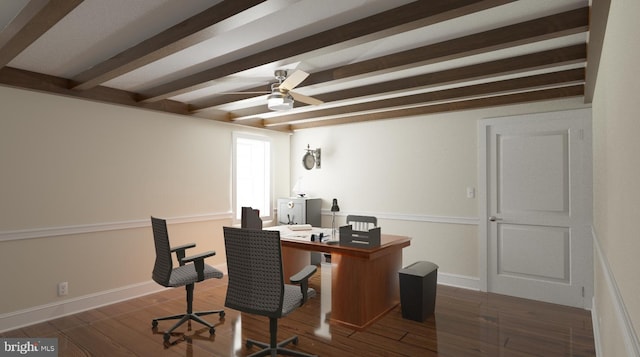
[488,216,502,222]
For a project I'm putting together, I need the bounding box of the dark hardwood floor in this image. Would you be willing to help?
[2,265,595,356]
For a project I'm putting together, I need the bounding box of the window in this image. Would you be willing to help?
[232,132,272,222]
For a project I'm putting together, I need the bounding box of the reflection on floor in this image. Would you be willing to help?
[314,261,332,339]
[2,264,595,356]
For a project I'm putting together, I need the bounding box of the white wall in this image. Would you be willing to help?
[290,97,588,286]
[0,87,290,329]
[592,0,640,354]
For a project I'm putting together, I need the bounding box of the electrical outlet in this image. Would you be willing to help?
[58,281,68,296]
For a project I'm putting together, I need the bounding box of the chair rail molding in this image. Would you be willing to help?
[322,210,478,226]
[0,211,233,242]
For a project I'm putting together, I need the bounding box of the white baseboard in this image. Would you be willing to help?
[593,228,640,356]
[0,263,229,334]
[437,272,480,291]
[0,281,162,333]
[591,296,603,357]
[1,267,477,334]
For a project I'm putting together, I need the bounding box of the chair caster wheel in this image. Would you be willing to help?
[219,311,225,318]
[163,333,170,342]
[152,320,158,328]
[293,337,299,345]
[209,327,215,335]
[246,341,253,348]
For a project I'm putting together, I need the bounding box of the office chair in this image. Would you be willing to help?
[150,216,225,341]
[346,214,377,231]
[241,206,263,229]
[223,226,318,357]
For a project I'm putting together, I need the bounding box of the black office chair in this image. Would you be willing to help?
[346,214,377,231]
[241,206,262,229]
[150,216,225,341]
[223,226,318,357]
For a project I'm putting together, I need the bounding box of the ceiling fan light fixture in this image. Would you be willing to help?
[267,91,294,111]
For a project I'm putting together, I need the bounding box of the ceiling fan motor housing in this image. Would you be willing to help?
[274,70,288,82]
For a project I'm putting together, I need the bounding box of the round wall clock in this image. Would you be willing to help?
[303,151,315,170]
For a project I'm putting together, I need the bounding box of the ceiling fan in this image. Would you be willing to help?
[245,69,323,111]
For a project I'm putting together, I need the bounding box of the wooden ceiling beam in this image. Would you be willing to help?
[0,0,48,50]
[317,45,586,103]
[0,2,590,134]
[288,85,584,130]
[265,68,585,126]
[195,43,585,112]
[0,66,189,114]
[70,0,268,90]
[137,0,514,102]
[333,7,588,79]
[0,0,83,68]
[225,44,586,119]
[584,0,611,103]
[197,6,589,116]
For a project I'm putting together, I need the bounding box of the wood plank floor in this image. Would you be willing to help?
[2,265,595,356]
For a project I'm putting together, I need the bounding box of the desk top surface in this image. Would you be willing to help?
[266,225,411,259]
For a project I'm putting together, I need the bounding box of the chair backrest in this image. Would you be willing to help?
[151,216,173,287]
[241,206,263,229]
[346,215,377,231]
[223,227,284,318]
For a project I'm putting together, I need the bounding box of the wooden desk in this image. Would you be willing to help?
[269,226,411,330]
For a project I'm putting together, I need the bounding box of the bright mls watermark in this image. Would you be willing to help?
[1,339,58,356]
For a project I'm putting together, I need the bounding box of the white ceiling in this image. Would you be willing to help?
[0,0,590,130]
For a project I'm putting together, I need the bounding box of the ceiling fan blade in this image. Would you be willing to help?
[279,69,309,91]
[290,91,323,106]
[219,91,270,95]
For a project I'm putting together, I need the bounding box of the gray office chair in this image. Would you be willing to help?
[150,216,225,342]
[347,214,377,231]
[223,226,318,357]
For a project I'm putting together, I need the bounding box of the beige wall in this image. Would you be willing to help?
[0,87,291,316]
[592,0,640,355]
[291,98,588,281]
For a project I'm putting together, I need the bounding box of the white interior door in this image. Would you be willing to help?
[479,109,592,308]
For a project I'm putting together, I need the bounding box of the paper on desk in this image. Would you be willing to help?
[281,233,310,240]
[287,224,313,231]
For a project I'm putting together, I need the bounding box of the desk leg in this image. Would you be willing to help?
[330,249,402,330]
[281,246,311,281]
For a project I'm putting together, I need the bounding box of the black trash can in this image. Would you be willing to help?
[399,261,438,322]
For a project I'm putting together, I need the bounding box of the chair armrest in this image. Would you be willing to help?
[290,265,317,304]
[170,243,196,252]
[290,265,317,284]
[181,250,216,264]
[170,243,196,266]
[181,250,216,282]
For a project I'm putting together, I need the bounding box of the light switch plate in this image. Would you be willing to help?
[466,187,475,199]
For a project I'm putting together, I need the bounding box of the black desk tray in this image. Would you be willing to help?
[339,225,381,248]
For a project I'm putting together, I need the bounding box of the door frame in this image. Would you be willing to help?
[477,108,593,306]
